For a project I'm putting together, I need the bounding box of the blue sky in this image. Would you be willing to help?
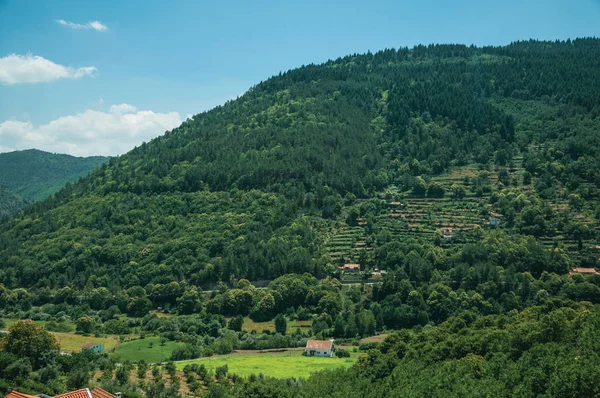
[0,0,599,156]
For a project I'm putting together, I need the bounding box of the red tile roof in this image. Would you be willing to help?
[305,339,334,350]
[91,387,114,398]
[81,342,97,349]
[4,387,114,398]
[343,263,360,270]
[54,388,92,398]
[569,268,600,275]
[5,391,38,398]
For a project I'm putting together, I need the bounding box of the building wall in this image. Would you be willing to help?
[306,349,333,357]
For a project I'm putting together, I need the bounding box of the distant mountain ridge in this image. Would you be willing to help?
[0,149,108,216]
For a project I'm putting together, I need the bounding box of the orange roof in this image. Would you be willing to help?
[54,388,92,398]
[343,263,360,269]
[306,339,334,350]
[569,268,600,275]
[6,391,38,398]
[91,387,114,398]
[81,342,97,349]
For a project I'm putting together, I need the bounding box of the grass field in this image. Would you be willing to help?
[112,336,185,363]
[175,350,358,379]
[241,318,312,334]
[54,332,120,353]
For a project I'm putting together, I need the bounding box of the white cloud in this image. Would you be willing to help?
[110,104,137,114]
[0,104,182,156]
[0,53,98,85]
[56,19,108,31]
[0,146,15,153]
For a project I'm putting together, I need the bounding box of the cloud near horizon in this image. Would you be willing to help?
[56,19,108,31]
[0,53,98,84]
[0,104,182,157]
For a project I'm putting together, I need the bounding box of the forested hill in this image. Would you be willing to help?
[1,39,600,290]
[0,149,108,217]
[0,186,25,218]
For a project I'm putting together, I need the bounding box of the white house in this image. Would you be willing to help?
[305,339,335,357]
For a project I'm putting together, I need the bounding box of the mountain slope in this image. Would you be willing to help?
[0,39,599,290]
[0,149,108,216]
[0,186,27,218]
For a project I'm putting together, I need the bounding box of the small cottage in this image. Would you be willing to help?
[569,268,600,276]
[305,339,335,357]
[440,228,453,241]
[342,263,360,273]
[81,342,104,353]
[489,212,503,226]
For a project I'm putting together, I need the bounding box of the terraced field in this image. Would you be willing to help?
[323,224,369,263]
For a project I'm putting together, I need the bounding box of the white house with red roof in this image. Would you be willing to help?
[305,339,335,357]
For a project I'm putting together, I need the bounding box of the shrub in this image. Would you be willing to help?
[215,364,228,380]
[335,349,350,358]
[359,342,379,351]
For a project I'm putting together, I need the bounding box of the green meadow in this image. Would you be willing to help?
[175,350,359,379]
[112,336,186,363]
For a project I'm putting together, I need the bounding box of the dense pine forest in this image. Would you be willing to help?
[0,149,108,217]
[1,39,600,397]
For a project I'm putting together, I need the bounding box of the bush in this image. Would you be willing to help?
[44,321,71,333]
[170,345,202,361]
[335,349,350,358]
[359,342,379,351]
[215,364,228,380]
[228,315,244,332]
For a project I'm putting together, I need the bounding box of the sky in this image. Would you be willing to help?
[0,0,599,157]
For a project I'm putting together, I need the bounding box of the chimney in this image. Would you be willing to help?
[115,393,122,398]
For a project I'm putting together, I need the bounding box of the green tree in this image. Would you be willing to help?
[412,177,427,196]
[274,314,287,335]
[427,182,445,198]
[177,287,203,314]
[228,315,244,332]
[1,320,59,369]
[75,316,95,334]
[137,359,148,379]
[116,365,129,385]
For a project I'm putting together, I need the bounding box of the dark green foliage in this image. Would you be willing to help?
[215,364,228,380]
[2,40,600,290]
[0,187,27,218]
[334,348,350,358]
[274,314,287,335]
[0,149,107,217]
[228,315,244,332]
